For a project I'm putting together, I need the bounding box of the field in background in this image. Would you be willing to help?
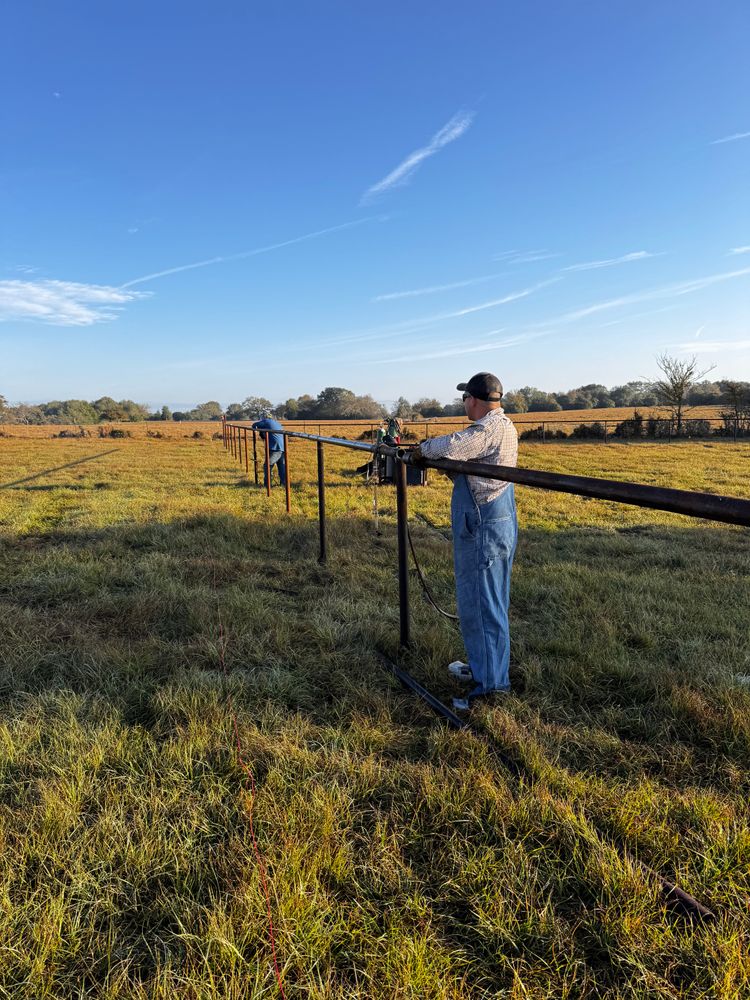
[0,435,749,997]
[0,404,729,440]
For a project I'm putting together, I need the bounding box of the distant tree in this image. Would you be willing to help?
[391,397,414,419]
[38,400,96,424]
[721,381,750,433]
[172,411,188,422]
[686,380,722,406]
[225,402,246,421]
[295,394,317,419]
[501,391,528,414]
[442,397,465,416]
[190,401,224,421]
[273,398,299,419]
[118,400,150,421]
[314,387,357,419]
[9,403,44,424]
[240,396,273,419]
[347,394,387,419]
[518,387,561,412]
[412,397,444,418]
[92,396,128,421]
[160,405,172,421]
[649,354,715,434]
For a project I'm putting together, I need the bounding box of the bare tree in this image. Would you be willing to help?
[650,354,715,434]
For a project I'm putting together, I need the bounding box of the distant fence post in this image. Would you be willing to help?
[283,434,291,514]
[542,422,546,444]
[604,421,608,445]
[317,441,327,563]
[395,460,410,649]
[252,430,259,485]
[264,433,271,497]
[244,428,249,475]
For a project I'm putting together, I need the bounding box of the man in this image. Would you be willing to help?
[251,413,286,487]
[412,372,518,710]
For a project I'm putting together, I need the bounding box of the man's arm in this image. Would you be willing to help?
[417,422,489,462]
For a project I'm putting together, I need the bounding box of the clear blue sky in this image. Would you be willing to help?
[2,1,749,408]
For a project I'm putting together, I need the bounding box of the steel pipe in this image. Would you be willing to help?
[317,441,327,563]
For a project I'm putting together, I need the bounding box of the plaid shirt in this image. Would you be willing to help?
[419,408,518,504]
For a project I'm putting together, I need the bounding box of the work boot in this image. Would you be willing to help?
[447,660,473,683]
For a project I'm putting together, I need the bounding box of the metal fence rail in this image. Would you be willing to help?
[223,418,750,644]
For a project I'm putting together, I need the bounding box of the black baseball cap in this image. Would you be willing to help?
[456,372,503,401]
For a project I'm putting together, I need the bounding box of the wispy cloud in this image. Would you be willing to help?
[678,339,750,354]
[322,278,559,350]
[370,330,547,365]
[729,246,750,255]
[694,324,705,339]
[0,280,149,326]
[372,272,505,302]
[120,217,380,288]
[11,264,39,275]
[360,109,475,204]
[562,250,662,272]
[493,249,559,264]
[542,266,750,327]
[599,306,678,329]
[711,131,750,145]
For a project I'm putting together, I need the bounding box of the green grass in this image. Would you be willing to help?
[0,436,748,998]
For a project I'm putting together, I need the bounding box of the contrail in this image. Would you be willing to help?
[120,216,381,288]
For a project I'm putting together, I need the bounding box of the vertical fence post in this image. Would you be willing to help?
[264,433,271,497]
[395,459,410,649]
[542,422,546,444]
[252,430,259,486]
[317,441,327,564]
[237,426,243,466]
[222,416,226,449]
[244,428,249,475]
[283,433,291,514]
[734,416,738,444]
[604,421,608,445]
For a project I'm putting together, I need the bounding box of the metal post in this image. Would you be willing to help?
[317,441,327,563]
[264,432,271,497]
[244,428,249,475]
[237,425,242,466]
[222,417,226,449]
[395,459,410,649]
[283,433,291,514]
[252,430,259,486]
[230,425,234,458]
[604,421,608,445]
[542,422,546,443]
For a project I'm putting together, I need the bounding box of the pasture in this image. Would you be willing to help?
[0,433,748,998]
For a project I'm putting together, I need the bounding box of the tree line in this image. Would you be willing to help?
[2,364,749,425]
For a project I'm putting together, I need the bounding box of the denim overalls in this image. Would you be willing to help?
[451,473,517,699]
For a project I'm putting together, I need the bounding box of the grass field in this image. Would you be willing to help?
[0,435,748,998]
